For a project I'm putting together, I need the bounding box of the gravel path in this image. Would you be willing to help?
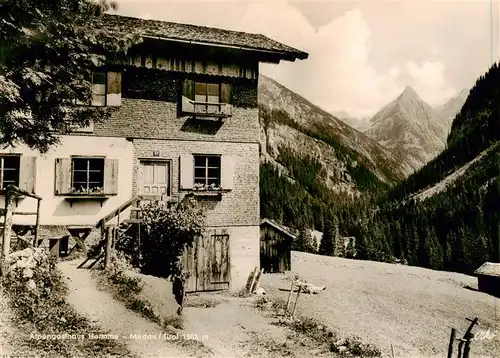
[59,260,191,358]
[261,251,500,358]
[183,293,331,358]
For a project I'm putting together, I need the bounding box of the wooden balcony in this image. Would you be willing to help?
[181,96,233,119]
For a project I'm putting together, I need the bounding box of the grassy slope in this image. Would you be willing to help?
[261,251,500,358]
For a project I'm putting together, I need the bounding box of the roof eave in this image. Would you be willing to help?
[142,34,308,62]
[475,272,500,278]
[261,218,298,239]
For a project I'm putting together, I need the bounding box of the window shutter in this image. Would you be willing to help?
[221,155,235,190]
[181,79,195,113]
[137,164,144,195]
[182,79,194,99]
[106,72,122,106]
[220,83,232,104]
[103,159,119,195]
[179,154,194,190]
[19,156,37,193]
[54,158,72,195]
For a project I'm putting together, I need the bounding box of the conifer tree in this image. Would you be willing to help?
[292,226,316,253]
[319,220,335,256]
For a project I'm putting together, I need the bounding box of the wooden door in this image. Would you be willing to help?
[139,161,170,196]
[182,230,230,292]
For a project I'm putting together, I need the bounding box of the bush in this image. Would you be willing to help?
[2,248,67,329]
[116,197,206,313]
[2,247,133,357]
[138,197,206,279]
[98,250,143,296]
[126,298,161,324]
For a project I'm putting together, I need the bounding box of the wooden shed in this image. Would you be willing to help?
[474,262,500,298]
[260,218,297,273]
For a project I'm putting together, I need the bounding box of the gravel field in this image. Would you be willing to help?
[261,251,500,358]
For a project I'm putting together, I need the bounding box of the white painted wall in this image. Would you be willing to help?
[228,225,260,291]
[0,135,134,226]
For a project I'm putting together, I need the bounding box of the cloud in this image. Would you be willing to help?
[111,0,488,118]
[403,61,456,105]
[234,1,459,118]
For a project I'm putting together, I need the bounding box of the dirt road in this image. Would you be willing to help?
[59,260,190,358]
[183,293,331,358]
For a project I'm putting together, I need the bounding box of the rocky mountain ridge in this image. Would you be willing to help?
[258,74,412,198]
[362,86,468,171]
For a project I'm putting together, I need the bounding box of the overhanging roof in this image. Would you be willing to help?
[103,14,308,62]
[261,218,297,240]
[474,262,500,278]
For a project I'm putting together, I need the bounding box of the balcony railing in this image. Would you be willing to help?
[181,96,233,118]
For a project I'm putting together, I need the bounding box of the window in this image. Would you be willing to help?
[72,157,105,194]
[194,155,221,187]
[181,79,232,118]
[140,161,170,196]
[0,156,20,190]
[195,82,220,114]
[91,72,106,106]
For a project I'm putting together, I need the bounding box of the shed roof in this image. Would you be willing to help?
[103,14,308,61]
[474,262,500,277]
[37,225,71,239]
[260,218,297,240]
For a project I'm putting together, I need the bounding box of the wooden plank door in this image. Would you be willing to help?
[209,233,230,290]
[183,231,230,292]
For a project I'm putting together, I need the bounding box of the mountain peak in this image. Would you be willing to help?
[399,85,419,99]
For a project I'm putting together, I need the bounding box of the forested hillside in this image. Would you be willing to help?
[259,63,500,275]
[337,64,500,274]
[388,64,500,201]
[258,75,410,232]
[260,106,384,231]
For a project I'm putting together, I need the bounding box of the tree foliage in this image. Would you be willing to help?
[137,198,206,281]
[292,226,317,253]
[318,220,337,256]
[0,0,141,152]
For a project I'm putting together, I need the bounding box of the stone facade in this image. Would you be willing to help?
[132,139,260,227]
[0,63,261,291]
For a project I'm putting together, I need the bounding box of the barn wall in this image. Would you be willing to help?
[478,276,500,297]
[260,225,292,273]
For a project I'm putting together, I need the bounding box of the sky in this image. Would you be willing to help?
[111,0,495,119]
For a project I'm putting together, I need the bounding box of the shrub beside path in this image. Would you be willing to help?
[0,286,14,357]
[59,260,191,358]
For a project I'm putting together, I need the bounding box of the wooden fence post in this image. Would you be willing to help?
[292,284,302,318]
[251,268,264,293]
[461,318,478,358]
[104,226,113,268]
[1,191,13,277]
[447,328,456,358]
[285,281,295,315]
[34,198,41,243]
[246,266,258,294]
[463,338,472,358]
